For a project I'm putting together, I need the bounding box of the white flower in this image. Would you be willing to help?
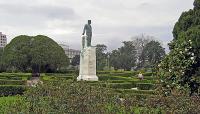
[161,80,164,83]
[191,53,194,56]
[182,72,185,74]
[189,40,192,44]
[189,47,192,49]
[169,69,172,72]
[167,85,170,88]
[179,51,183,54]
[185,48,188,52]
[158,64,161,67]
[190,57,194,60]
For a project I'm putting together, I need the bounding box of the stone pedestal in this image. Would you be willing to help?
[77,46,98,81]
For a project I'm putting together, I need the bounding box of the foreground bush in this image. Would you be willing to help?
[3,80,120,113]
[0,85,26,96]
[2,80,200,114]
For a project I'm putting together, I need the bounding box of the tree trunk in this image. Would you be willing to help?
[32,65,40,77]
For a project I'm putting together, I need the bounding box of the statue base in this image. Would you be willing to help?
[77,75,98,81]
[77,46,98,81]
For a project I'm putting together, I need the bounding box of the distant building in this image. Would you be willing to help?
[66,49,80,60]
[59,43,80,62]
[0,32,7,48]
[59,43,70,55]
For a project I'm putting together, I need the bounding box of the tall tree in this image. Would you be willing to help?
[139,40,165,69]
[0,48,4,72]
[110,41,136,71]
[110,50,121,70]
[131,34,152,68]
[96,44,107,70]
[71,55,80,66]
[2,35,69,76]
[159,0,200,96]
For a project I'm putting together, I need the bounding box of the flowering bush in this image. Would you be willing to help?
[157,0,200,96]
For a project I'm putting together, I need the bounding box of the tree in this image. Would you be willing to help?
[71,55,80,66]
[131,34,152,68]
[110,50,121,70]
[110,41,136,71]
[0,48,4,72]
[96,44,107,70]
[2,35,69,76]
[158,0,200,96]
[138,40,165,69]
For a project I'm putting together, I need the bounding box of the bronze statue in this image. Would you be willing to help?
[82,20,92,47]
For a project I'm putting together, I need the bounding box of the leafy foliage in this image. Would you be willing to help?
[0,48,4,72]
[1,80,200,113]
[158,0,200,96]
[138,40,165,69]
[71,55,80,66]
[110,41,136,70]
[1,35,69,75]
[96,44,108,70]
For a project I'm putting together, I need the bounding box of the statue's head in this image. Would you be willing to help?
[88,20,91,24]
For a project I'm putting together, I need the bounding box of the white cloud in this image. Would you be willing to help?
[0,0,194,51]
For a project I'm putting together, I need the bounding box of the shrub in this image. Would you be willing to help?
[0,85,26,96]
[41,76,74,81]
[115,89,156,95]
[0,96,22,113]
[143,72,154,76]
[5,80,121,113]
[106,79,157,84]
[133,83,156,90]
[45,73,73,76]
[90,82,134,89]
[98,75,131,81]
[0,80,26,85]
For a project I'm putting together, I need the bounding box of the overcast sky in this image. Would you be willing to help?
[0,0,194,51]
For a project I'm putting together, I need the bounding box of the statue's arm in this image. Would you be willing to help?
[82,25,86,35]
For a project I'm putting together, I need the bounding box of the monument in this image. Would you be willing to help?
[77,20,98,81]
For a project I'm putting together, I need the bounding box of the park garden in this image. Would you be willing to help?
[0,0,200,113]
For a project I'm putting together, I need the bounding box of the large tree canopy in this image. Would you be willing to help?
[139,40,165,69]
[1,35,69,75]
[71,55,80,66]
[159,0,200,96]
[110,41,136,71]
[96,44,107,71]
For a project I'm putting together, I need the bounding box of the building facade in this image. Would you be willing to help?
[59,43,80,62]
[0,32,7,48]
[66,49,80,60]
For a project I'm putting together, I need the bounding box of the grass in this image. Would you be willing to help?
[0,96,21,112]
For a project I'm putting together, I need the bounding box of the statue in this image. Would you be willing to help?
[82,20,92,47]
[77,20,98,81]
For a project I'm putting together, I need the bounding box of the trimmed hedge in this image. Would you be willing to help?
[98,76,131,81]
[104,79,157,84]
[45,73,73,77]
[0,73,29,80]
[115,89,156,95]
[0,80,26,85]
[0,85,26,96]
[42,76,74,81]
[133,83,156,90]
[143,72,156,77]
[98,72,138,77]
